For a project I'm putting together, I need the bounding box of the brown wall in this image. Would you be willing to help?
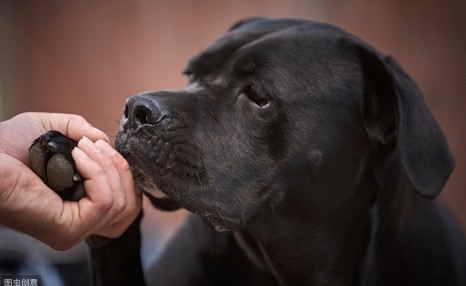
[1,1,465,232]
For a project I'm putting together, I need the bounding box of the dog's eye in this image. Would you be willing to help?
[242,85,269,107]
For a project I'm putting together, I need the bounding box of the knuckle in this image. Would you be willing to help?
[72,114,86,123]
[127,200,137,214]
[108,150,130,172]
[114,197,127,213]
[118,158,131,172]
[102,226,125,239]
[100,156,114,169]
[92,165,105,177]
[97,195,114,211]
[107,148,127,166]
[107,230,124,239]
[50,238,75,251]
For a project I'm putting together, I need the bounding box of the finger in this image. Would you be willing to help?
[95,140,140,201]
[93,196,142,238]
[94,207,142,238]
[76,137,127,218]
[71,146,121,240]
[77,138,124,201]
[71,146,114,211]
[67,117,109,143]
[39,113,109,142]
[95,140,141,223]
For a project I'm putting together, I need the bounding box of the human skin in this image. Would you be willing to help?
[0,112,142,250]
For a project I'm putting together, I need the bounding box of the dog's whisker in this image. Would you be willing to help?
[195,170,202,191]
[161,172,174,179]
[166,162,178,170]
[214,209,227,225]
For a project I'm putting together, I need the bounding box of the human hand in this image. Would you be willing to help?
[0,112,109,164]
[0,113,142,250]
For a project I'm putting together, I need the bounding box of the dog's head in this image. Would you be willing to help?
[115,18,454,231]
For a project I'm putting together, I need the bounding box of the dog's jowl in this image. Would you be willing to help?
[32,18,466,286]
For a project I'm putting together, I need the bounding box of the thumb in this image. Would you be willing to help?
[66,115,110,143]
[38,113,109,143]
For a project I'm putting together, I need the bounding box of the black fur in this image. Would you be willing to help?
[30,18,466,286]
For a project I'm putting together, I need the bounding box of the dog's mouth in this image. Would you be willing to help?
[141,189,182,212]
[136,178,167,199]
[115,127,206,211]
[137,177,242,230]
[136,175,183,211]
[115,125,247,230]
[124,155,184,211]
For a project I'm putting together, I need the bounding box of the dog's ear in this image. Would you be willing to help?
[357,45,455,199]
[228,17,265,32]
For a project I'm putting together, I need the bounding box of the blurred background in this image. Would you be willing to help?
[1,0,465,285]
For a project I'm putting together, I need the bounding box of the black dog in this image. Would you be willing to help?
[31,18,466,285]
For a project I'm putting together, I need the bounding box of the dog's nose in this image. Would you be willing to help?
[122,94,167,129]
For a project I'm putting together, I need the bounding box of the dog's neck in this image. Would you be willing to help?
[358,163,455,286]
[241,180,379,286]
[239,151,432,285]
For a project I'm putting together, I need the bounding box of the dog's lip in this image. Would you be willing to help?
[137,179,242,231]
[203,212,242,232]
[145,194,182,211]
[135,179,168,199]
[145,186,168,199]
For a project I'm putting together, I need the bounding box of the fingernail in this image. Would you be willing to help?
[73,146,88,159]
[93,127,109,142]
[82,136,101,153]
